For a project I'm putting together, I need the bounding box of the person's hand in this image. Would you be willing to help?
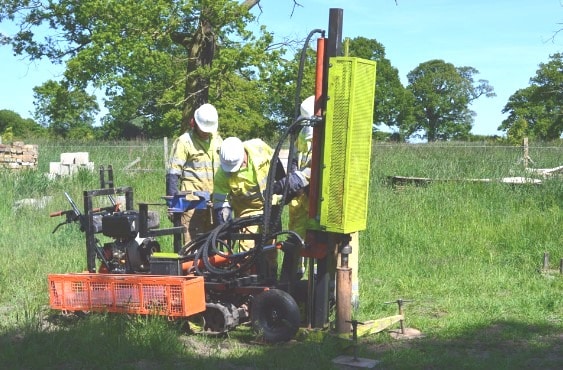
[273,180,283,194]
[214,207,232,225]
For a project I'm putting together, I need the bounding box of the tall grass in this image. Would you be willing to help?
[0,140,561,369]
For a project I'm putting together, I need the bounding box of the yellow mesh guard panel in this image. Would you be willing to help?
[320,57,376,233]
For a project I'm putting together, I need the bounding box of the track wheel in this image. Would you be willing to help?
[251,289,300,343]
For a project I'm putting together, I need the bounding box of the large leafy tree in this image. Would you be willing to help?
[0,0,287,139]
[347,36,414,137]
[0,109,45,139]
[269,40,318,130]
[33,80,99,138]
[499,53,563,142]
[406,59,495,141]
[268,36,415,141]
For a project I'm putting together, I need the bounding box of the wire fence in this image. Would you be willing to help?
[372,141,563,180]
[37,139,169,174]
[32,138,563,180]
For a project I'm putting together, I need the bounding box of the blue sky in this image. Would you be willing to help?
[1,0,562,136]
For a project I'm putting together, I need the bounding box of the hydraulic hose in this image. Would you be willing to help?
[262,28,324,241]
[294,29,324,118]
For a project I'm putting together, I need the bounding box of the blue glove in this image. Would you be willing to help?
[273,172,305,203]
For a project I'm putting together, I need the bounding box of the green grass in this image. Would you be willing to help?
[0,139,562,369]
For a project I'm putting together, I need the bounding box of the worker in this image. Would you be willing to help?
[273,95,315,279]
[213,136,277,278]
[166,103,223,245]
[287,95,314,237]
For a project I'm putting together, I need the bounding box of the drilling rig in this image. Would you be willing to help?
[48,8,376,343]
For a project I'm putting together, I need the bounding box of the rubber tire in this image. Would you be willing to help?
[251,289,300,343]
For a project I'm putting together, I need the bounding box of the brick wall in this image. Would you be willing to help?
[0,141,38,169]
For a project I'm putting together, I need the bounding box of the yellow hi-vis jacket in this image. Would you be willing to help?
[213,138,273,218]
[288,133,312,238]
[167,130,222,192]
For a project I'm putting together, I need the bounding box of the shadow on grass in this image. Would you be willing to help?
[362,319,562,370]
[0,314,561,369]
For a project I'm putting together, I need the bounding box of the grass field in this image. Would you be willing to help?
[0,139,562,369]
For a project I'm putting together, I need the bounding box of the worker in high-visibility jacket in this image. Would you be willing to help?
[166,103,223,244]
[213,136,277,278]
[288,96,314,238]
[272,96,314,236]
[272,96,314,279]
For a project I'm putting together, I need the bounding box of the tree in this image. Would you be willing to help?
[499,53,563,142]
[267,36,415,141]
[0,0,289,139]
[347,37,414,138]
[406,59,495,141]
[0,109,45,139]
[33,80,99,139]
[266,41,317,131]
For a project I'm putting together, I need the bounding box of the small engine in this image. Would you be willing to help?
[102,211,139,239]
[100,211,161,273]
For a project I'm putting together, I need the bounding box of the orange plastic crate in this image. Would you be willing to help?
[48,273,206,317]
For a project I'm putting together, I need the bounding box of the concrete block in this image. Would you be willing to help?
[60,152,89,165]
[50,162,62,175]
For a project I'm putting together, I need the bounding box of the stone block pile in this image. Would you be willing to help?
[0,141,38,169]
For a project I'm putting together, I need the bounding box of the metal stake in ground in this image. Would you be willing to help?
[332,319,380,369]
[384,299,424,340]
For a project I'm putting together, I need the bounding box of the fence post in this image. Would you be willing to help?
[163,137,168,169]
[543,252,550,270]
[523,137,529,169]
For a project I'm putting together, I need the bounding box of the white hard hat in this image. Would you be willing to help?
[220,137,245,172]
[300,95,315,118]
[194,103,218,133]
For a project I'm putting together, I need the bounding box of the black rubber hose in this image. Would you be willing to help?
[263,28,324,242]
[294,29,324,118]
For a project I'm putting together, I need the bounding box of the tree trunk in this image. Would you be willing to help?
[182,16,215,131]
[176,0,261,132]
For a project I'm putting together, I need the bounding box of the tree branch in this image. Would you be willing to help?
[240,0,260,10]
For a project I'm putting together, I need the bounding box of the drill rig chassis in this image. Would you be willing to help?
[48,166,303,344]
